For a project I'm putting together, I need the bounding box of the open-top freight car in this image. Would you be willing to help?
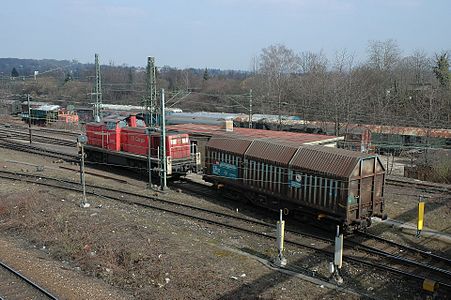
[203,134,386,230]
[84,115,200,177]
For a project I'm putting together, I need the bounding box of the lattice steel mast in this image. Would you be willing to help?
[145,56,157,127]
[94,53,103,122]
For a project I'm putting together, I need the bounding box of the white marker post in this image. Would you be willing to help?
[78,135,90,208]
[333,225,343,284]
[275,209,287,267]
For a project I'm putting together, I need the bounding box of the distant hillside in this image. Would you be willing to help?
[0,57,250,108]
[0,58,249,79]
[0,58,85,77]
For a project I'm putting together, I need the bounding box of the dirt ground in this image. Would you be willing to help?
[0,147,449,299]
[370,181,451,258]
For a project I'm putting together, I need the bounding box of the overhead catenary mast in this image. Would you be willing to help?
[145,56,157,127]
[94,53,103,122]
[145,56,158,190]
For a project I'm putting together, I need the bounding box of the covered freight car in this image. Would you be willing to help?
[203,134,386,230]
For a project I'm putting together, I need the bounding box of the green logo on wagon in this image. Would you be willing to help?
[212,162,238,179]
[290,181,302,188]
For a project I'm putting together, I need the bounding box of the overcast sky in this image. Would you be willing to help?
[1,0,450,70]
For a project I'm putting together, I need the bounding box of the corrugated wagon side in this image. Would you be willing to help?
[204,135,253,186]
[288,146,386,228]
[243,139,299,207]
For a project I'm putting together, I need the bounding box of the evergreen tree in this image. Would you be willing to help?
[64,72,72,83]
[11,67,19,77]
[203,68,209,81]
[433,52,450,88]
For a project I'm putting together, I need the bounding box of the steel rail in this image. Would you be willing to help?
[357,231,451,265]
[0,260,59,300]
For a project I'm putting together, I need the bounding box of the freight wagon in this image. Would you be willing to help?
[203,134,386,230]
[84,115,200,177]
[0,99,21,115]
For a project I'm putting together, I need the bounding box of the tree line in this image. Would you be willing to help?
[1,40,449,132]
[248,40,450,134]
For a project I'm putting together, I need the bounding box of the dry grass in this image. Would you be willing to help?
[0,189,168,296]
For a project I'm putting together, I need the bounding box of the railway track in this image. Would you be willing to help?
[0,170,450,294]
[0,260,58,300]
[386,177,451,194]
[0,123,81,138]
[0,128,77,147]
[30,127,81,138]
[2,123,449,196]
[353,231,451,272]
[0,139,78,162]
[173,179,451,291]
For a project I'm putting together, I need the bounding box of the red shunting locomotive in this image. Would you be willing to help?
[84,114,200,176]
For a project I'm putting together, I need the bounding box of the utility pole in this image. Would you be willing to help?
[248,89,253,128]
[27,94,32,144]
[94,53,102,122]
[160,89,167,190]
[145,57,157,127]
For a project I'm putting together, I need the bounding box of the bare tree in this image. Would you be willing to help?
[330,49,357,135]
[367,39,401,72]
[296,51,328,123]
[258,44,301,128]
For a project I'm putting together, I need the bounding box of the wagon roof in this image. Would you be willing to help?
[206,134,254,155]
[245,139,300,165]
[289,145,373,178]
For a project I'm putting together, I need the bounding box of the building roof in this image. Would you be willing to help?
[167,123,343,145]
[0,99,20,104]
[99,104,182,113]
[22,101,50,106]
[35,104,60,111]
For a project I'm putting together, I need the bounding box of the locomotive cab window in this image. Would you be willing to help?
[118,120,127,128]
[136,119,146,127]
[106,122,117,130]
